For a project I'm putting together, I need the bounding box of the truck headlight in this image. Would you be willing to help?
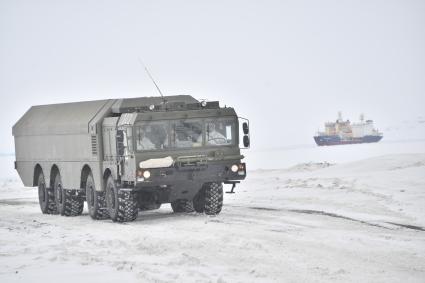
[143,170,151,179]
[231,164,239,173]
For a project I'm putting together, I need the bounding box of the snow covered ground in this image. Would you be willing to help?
[1,148,425,282]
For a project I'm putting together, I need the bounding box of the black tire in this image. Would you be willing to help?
[171,199,194,213]
[54,173,84,216]
[62,189,84,216]
[193,188,205,213]
[105,175,138,222]
[86,173,109,220]
[53,173,64,215]
[193,182,223,215]
[37,172,57,214]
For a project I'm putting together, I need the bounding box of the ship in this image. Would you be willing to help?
[314,112,383,146]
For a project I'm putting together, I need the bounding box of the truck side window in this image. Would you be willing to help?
[126,127,133,152]
[122,130,128,155]
[206,118,235,146]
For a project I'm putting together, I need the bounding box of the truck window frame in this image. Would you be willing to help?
[204,117,237,147]
[133,116,238,152]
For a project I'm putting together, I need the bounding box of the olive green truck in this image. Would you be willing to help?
[12,96,249,222]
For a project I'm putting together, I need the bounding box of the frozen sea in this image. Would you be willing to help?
[240,138,425,170]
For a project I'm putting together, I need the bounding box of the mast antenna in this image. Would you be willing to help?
[138,58,166,104]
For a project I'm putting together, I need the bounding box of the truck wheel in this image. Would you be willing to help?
[171,199,194,213]
[69,192,84,216]
[38,173,57,214]
[86,173,109,220]
[193,182,223,215]
[105,175,138,222]
[193,188,205,213]
[61,189,84,216]
[54,173,83,216]
[204,182,223,215]
[54,173,65,215]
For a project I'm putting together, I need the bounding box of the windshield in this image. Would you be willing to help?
[135,121,169,151]
[172,120,203,148]
[135,117,236,151]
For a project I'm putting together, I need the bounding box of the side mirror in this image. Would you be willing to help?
[243,135,250,148]
[238,117,250,149]
[242,122,249,135]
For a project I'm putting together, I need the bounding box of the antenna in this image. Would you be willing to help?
[138,58,166,104]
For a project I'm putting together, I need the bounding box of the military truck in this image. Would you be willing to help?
[13,96,249,222]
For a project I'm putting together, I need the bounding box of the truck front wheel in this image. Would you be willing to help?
[38,173,57,214]
[86,174,108,220]
[193,182,223,215]
[105,175,138,222]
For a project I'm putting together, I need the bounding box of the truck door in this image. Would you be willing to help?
[102,117,122,181]
[102,117,119,161]
[117,126,136,181]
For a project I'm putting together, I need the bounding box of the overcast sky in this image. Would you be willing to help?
[1,0,424,154]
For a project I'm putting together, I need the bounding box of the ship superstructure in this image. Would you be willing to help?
[314,113,383,146]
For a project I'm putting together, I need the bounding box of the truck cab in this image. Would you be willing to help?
[101,97,249,221]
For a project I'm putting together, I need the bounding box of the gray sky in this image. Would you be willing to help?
[1,0,424,154]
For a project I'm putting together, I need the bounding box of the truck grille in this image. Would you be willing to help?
[91,135,97,156]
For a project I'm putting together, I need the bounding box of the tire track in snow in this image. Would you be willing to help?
[244,206,425,232]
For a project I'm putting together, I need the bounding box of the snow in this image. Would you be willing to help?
[1,143,425,282]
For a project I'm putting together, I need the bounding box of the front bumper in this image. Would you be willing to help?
[135,162,246,188]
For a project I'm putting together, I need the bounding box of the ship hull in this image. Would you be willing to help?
[314,135,383,146]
